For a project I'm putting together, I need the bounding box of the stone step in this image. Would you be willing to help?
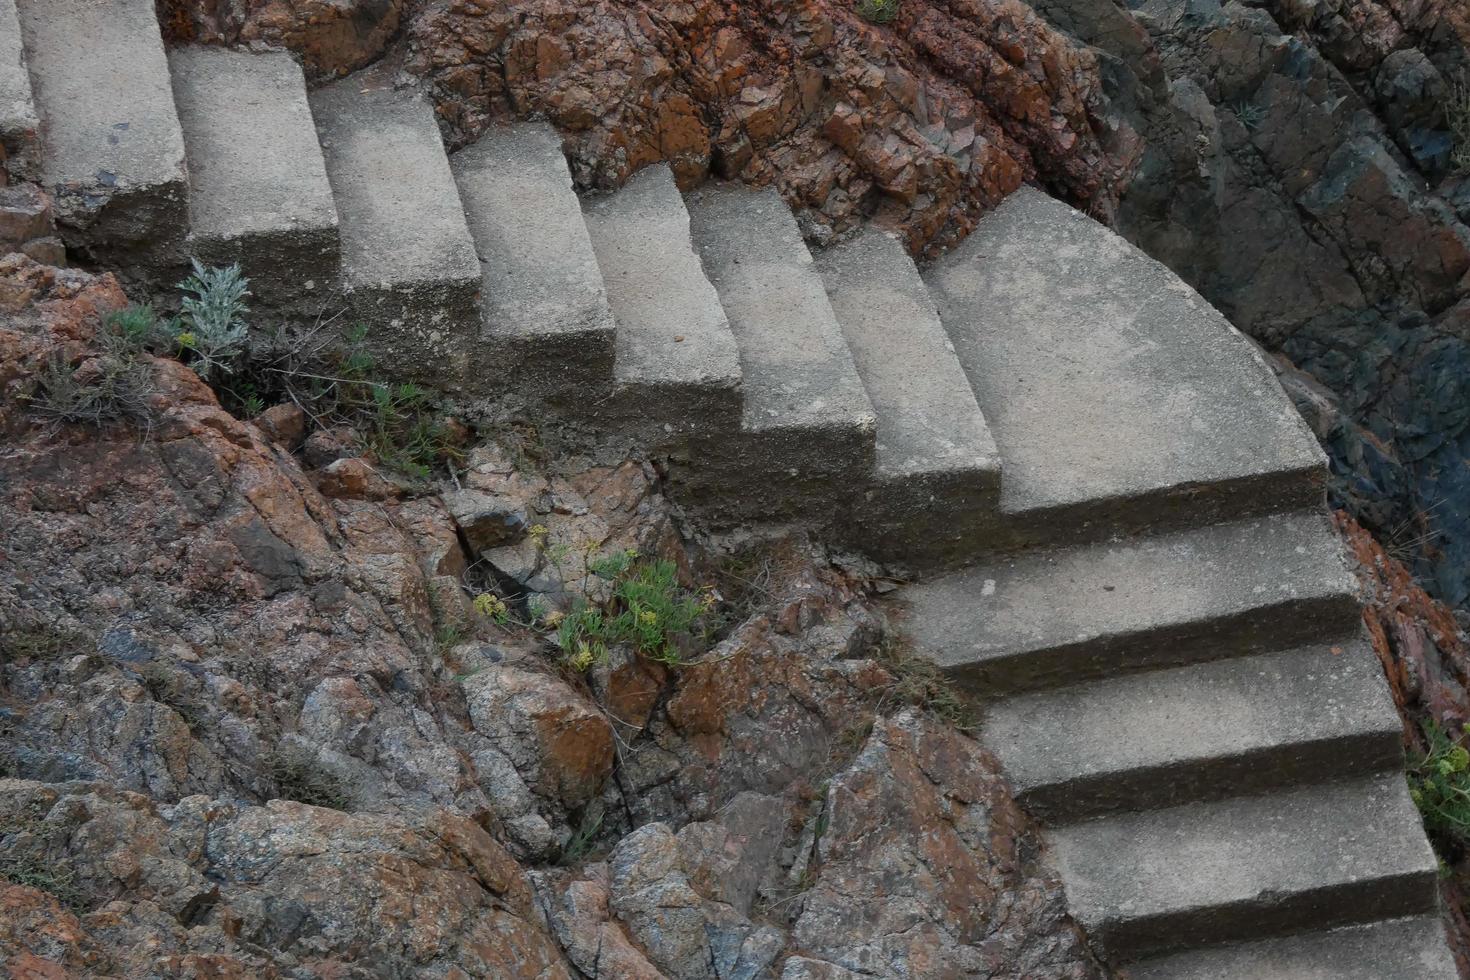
[309,68,480,385]
[15,0,188,260]
[582,164,742,436]
[681,183,876,522]
[1126,915,1458,979]
[899,510,1360,696]
[168,46,339,305]
[0,0,39,180]
[1049,773,1440,961]
[985,638,1402,822]
[924,186,1326,550]
[450,121,615,406]
[814,229,1001,568]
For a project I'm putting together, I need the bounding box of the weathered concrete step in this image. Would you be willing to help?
[310,68,479,384]
[15,0,187,259]
[168,47,339,304]
[814,229,1001,568]
[899,510,1359,696]
[1049,773,1439,961]
[680,182,875,522]
[986,638,1402,822]
[582,164,741,433]
[0,0,39,180]
[924,186,1326,550]
[1126,915,1458,979]
[451,121,615,406]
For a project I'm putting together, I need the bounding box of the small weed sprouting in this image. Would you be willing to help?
[267,748,353,811]
[558,807,605,867]
[358,380,463,482]
[473,592,511,626]
[556,550,716,671]
[856,0,900,24]
[1233,100,1267,132]
[175,260,249,380]
[1409,720,1470,850]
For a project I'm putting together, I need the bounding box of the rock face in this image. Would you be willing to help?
[0,256,1101,975]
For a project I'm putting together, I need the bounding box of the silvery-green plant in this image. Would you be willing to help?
[176,260,250,379]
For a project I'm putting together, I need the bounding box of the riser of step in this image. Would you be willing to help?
[310,68,480,386]
[1049,773,1439,961]
[680,183,876,523]
[16,0,187,260]
[168,47,339,305]
[924,186,1327,550]
[582,164,742,437]
[985,638,1402,823]
[451,122,616,407]
[0,0,39,180]
[814,229,1002,569]
[1126,915,1458,979]
[900,511,1361,697]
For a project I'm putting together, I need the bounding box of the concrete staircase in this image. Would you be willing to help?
[5,8,1458,973]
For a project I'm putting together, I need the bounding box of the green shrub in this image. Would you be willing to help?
[557,550,715,670]
[1409,720,1470,849]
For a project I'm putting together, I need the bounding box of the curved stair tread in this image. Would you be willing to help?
[309,68,479,295]
[1124,915,1458,979]
[901,510,1360,694]
[452,121,613,343]
[582,164,742,421]
[814,227,999,483]
[686,182,874,436]
[168,46,339,295]
[924,186,1324,529]
[16,0,184,191]
[1048,772,1439,960]
[986,638,1402,822]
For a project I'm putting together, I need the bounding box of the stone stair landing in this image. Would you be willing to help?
[926,186,1325,551]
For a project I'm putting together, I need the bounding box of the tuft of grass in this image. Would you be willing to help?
[0,627,88,667]
[556,550,716,670]
[873,635,978,732]
[1409,720,1470,850]
[30,324,155,427]
[267,748,353,811]
[1449,74,1470,175]
[856,0,900,24]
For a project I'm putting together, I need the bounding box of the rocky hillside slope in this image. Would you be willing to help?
[0,255,1102,977]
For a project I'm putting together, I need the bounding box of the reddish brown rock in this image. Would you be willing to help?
[464,665,616,808]
[158,0,404,77]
